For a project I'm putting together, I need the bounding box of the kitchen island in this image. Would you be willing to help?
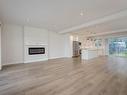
[81,49,103,60]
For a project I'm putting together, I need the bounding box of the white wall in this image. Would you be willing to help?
[2,25,24,65]
[1,24,72,65]
[0,25,1,70]
[49,32,66,59]
[24,27,49,45]
[64,35,73,57]
[24,26,49,63]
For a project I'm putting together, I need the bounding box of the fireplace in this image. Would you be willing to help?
[29,47,45,55]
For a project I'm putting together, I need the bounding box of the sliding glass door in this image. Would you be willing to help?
[109,37,127,57]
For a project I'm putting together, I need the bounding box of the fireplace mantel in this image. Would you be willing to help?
[24,45,48,63]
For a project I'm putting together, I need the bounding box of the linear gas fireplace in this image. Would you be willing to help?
[29,47,45,55]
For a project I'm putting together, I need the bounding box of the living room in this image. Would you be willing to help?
[0,0,127,95]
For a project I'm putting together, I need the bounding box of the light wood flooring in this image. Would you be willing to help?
[1,56,127,95]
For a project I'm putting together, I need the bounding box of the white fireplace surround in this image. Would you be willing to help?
[1,25,72,65]
[23,27,49,63]
[24,44,48,63]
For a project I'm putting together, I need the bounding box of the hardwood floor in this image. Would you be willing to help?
[0,56,127,95]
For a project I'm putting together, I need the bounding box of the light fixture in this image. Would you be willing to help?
[80,12,84,16]
[26,18,30,22]
[53,25,57,27]
[70,35,74,41]
[76,36,79,41]
[80,10,85,16]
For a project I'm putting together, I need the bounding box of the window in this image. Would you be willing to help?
[109,37,127,57]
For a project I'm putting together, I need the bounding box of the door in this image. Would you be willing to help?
[109,37,127,57]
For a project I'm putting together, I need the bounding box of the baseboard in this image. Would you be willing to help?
[24,58,48,63]
[48,56,67,60]
[2,57,71,66]
[2,61,24,66]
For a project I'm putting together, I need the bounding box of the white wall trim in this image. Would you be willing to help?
[1,25,72,65]
[3,57,71,65]
[79,29,127,37]
[48,56,66,60]
[2,61,24,66]
[0,24,1,70]
[60,9,127,33]
[24,58,48,63]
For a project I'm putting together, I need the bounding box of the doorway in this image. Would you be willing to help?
[73,41,82,57]
[109,37,127,57]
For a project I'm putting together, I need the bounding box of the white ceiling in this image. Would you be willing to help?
[0,0,127,34]
[71,16,127,37]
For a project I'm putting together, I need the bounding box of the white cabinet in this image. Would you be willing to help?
[82,49,98,60]
[82,49,103,60]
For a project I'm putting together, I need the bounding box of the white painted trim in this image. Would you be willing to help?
[48,56,66,60]
[3,58,48,65]
[3,57,72,66]
[0,24,1,70]
[24,58,48,63]
[2,61,24,66]
[79,29,127,37]
[60,9,127,33]
[25,44,48,46]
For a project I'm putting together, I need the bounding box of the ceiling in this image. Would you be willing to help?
[0,0,127,34]
[71,16,127,37]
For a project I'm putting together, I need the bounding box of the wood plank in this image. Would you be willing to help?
[0,56,127,95]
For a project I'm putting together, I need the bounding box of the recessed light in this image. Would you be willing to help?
[54,25,56,27]
[80,10,85,16]
[80,12,84,16]
[26,18,30,22]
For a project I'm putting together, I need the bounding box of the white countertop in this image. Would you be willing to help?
[82,48,102,51]
[81,48,103,60]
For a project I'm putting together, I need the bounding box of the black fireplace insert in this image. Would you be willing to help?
[29,47,45,55]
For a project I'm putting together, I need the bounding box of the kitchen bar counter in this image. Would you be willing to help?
[81,49,103,60]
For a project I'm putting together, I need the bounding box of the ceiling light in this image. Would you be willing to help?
[80,12,84,16]
[26,18,30,22]
[53,25,57,27]
[80,10,85,16]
